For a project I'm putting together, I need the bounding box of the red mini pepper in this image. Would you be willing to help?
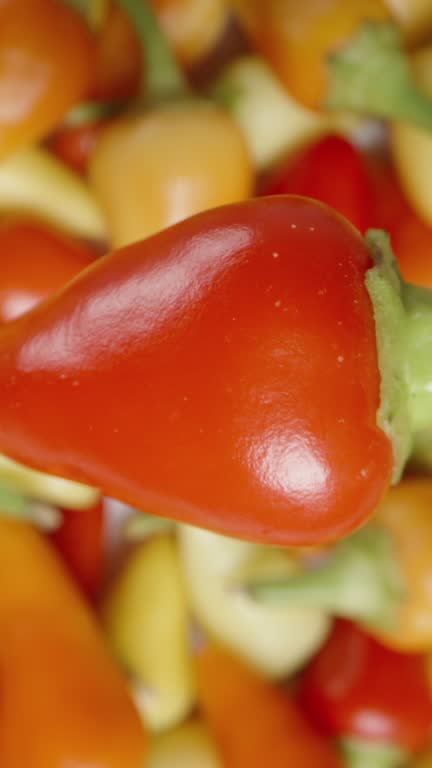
[0,218,96,323]
[0,197,430,546]
[0,217,105,597]
[262,135,432,288]
[368,154,432,289]
[298,620,432,767]
[261,134,372,234]
[51,498,105,602]
[0,518,148,768]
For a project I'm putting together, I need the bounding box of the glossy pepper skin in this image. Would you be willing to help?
[0,518,148,767]
[262,134,372,234]
[0,0,95,161]
[368,154,432,288]
[197,644,343,768]
[51,498,105,602]
[0,197,393,546]
[299,620,432,754]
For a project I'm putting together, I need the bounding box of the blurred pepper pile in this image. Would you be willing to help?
[4,0,432,766]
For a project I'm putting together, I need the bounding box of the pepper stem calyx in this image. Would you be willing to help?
[246,525,405,633]
[365,229,432,476]
[325,21,432,131]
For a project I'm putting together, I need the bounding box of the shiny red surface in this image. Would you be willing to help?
[48,121,105,176]
[368,156,432,289]
[262,135,372,233]
[0,219,95,323]
[51,499,105,602]
[0,197,393,545]
[299,620,432,752]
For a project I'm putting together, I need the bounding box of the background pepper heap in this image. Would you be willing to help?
[2,0,432,766]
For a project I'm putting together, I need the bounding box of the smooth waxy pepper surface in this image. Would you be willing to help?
[0,197,430,545]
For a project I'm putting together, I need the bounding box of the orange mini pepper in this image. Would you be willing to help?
[299,620,432,766]
[0,518,148,768]
[51,498,105,602]
[197,643,342,768]
[151,0,229,67]
[89,0,253,247]
[93,2,141,101]
[3,196,432,547]
[0,0,96,161]
[0,217,96,323]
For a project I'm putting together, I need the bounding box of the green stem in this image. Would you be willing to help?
[325,21,432,131]
[403,284,432,433]
[341,739,406,768]
[247,526,405,632]
[64,101,125,127]
[116,0,189,103]
[365,230,411,483]
[364,230,432,480]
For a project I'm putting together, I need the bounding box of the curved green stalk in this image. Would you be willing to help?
[326,22,432,131]
[402,283,432,432]
[64,101,125,127]
[365,230,432,477]
[247,525,405,633]
[116,0,189,103]
[365,230,411,482]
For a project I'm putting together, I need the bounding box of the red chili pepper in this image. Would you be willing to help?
[0,218,104,596]
[368,155,432,288]
[51,498,105,602]
[197,643,343,768]
[0,218,96,324]
[298,620,432,758]
[261,134,372,234]
[48,120,106,177]
[0,197,430,546]
[262,137,432,287]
